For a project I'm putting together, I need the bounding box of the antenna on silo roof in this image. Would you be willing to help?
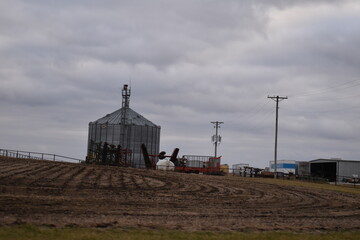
[121,84,131,125]
[121,84,131,149]
[122,84,131,109]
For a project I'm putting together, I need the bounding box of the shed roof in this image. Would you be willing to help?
[91,108,159,127]
[310,159,360,163]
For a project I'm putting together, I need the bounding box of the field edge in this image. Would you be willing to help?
[0,225,360,240]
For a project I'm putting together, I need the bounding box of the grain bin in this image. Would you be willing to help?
[86,85,160,168]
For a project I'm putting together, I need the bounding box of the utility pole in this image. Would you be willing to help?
[268,95,287,178]
[211,121,223,158]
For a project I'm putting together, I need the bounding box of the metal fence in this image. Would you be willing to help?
[0,148,84,163]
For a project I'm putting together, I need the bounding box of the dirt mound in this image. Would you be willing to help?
[0,157,359,231]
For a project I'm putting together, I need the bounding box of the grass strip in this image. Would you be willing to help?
[0,225,359,240]
[228,176,360,195]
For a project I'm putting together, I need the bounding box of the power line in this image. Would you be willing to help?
[243,108,275,132]
[301,93,360,103]
[282,104,360,114]
[226,99,273,127]
[290,78,360,98]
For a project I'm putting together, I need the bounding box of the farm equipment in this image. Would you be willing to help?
[141,144,223,175]
[141,143,179,170]
[174,155,223,175]
[86,141,133,167]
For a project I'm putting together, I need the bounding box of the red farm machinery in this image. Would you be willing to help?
[175,155,222,175]
[141,144,223,175]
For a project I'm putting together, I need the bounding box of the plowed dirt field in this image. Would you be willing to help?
[0,156,359,231]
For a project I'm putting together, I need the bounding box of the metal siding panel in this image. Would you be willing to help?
[87,124,91,155]
[99,125,103,142]
[141,126,145,150]
[95,125,101,142]
[91,124,95,140]
[155,127,158,153]
[154,128,158,156]
[155,128,158,153]
[111,124,115,143]
[105,124,108,143]
[146,126,149,150]
[131,125,136,159]
[93,124,97,142]
[113,125,120,144]
[106,125,112,143]
[339,161,360,178]
[150,126,154,155]
[152,127,156,154]
[119,125,124,147]
[101,126,107,142]
[157,127,161,155]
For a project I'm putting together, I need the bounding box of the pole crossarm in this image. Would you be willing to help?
[268,96,288,101]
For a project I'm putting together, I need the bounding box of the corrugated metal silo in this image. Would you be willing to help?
[87,85,160,168]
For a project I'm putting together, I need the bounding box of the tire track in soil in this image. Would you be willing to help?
[27,165,72,188]
[122,172,131,189]
[0,163,58,183]
[131,175,145,189]
[81,168,101,188]
[0,162,43,178]
[108,171,113,189]
[1,157,360,231]
[0,164,30,178]
[150,175,176,191]
[97,168,112,188]
[76,167,96,190]
[0,161,26,173]
[144,176,167,189]
[84,168,108,189]
[280,188,349,215]
[275,187,325,210]
[122,174,137,189]
[111,171,126,190]
[61,166,86,189]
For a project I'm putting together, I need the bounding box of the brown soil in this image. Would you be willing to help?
[0,156,359,231]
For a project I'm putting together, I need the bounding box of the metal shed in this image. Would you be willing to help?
[310,159,360,182]
[296,161,310,176]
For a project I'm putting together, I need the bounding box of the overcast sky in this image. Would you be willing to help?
[1,0,360,168]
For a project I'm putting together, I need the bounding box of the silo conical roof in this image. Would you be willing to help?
[91,108,159,127]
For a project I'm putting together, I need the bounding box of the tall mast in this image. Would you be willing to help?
[121,84,131,148]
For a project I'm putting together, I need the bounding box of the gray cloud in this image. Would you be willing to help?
[0,0,359,167]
